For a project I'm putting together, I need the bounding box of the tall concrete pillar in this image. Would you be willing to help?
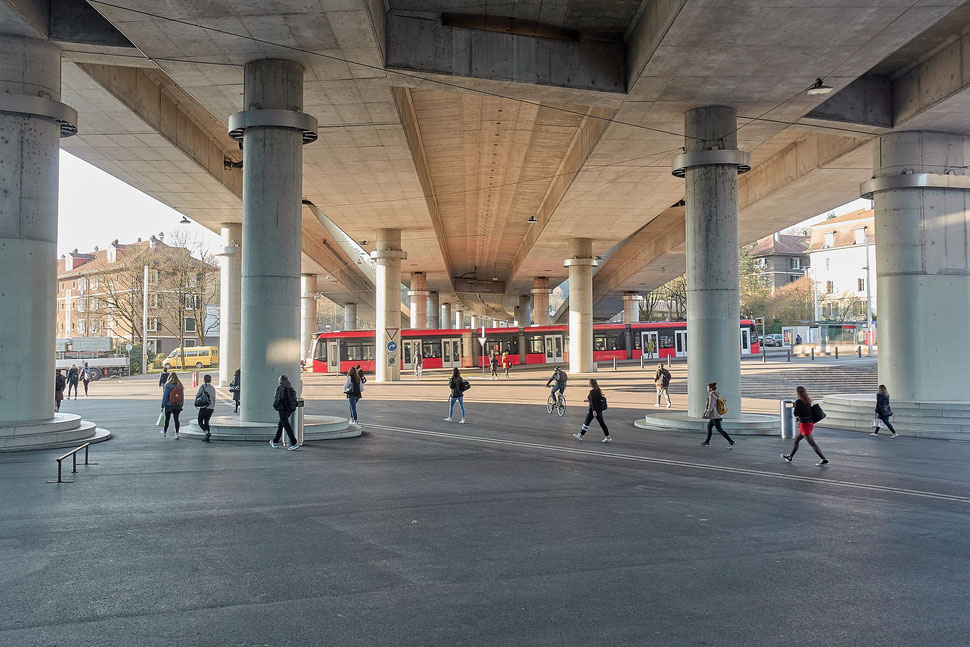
[427,291,440,328]
[531,277,551,325]
[0,36,74,426]
[408,272,428,328]
[218,223,242,386]
[372,229,405,381]
[300,275,318,363]
[515,295,530,326]
[454,307,464,329]
[343,303,357,331]
[673,106,749,417]
[470,315,481,331]
[440,302,452,329]
[565,238,597,374]
[623,292,641,323]
[233,59,316,422]
[863,131,970,402]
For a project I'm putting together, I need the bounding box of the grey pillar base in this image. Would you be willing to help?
[819,394,970,439]
[634,412,778,435]
[0,413,111,452]
[184,414,361,442]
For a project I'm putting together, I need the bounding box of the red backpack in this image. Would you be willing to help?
[168,385,184,406]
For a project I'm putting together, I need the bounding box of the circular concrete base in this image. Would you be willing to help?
[0,413,112,452]
[819,393,970,439]
[634,412,778,435]
[183,414,361,442]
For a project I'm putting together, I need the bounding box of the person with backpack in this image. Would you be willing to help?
[229,369,241,413]
[271,374,299,449]
[444,368,469,423]
[573,378,611,442]
[654,363,672,408]
[699,382,734,448]
[81,362,92,396]
[160,373,185,439]
[782,386,828,465]
[194,374,216,442]
[158,366,170,389]
[502,351,512,378]
[67,364,79,400]
[870,384,899,438]
[55,369,66,412]
[344,366,363,424]
[489,350,499,380]
[546,367,567,406]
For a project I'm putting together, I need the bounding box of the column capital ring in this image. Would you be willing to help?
[0,93,77,137]
[672,149,751,178]
[228,108,318,144]
[860,173,970,199]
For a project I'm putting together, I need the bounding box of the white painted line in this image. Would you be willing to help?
[367,423,970,505]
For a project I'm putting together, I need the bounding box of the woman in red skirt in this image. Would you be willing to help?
[782,386,828,466]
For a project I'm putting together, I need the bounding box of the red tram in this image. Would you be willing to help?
[309,320,760,374]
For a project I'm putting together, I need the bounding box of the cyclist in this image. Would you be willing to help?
[545,366,567,405]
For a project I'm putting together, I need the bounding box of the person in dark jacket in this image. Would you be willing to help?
[870,384,898,438]
[344,367,362,423]
[699,382,735,448]
[444,368,467,423]
[194,374,216,442]
[55,370,66,412]
[573,378,611,443]
[782,386,828,465]
[271,375,299,450]
[229,369,241,413]
[356,365,367,385]
[546,367,567,405]
[158,366,170,388]
[160,373,185,439]
[67,364,80,399]
[654,363,672,408]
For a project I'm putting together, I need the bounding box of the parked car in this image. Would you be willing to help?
[763,334,784,347]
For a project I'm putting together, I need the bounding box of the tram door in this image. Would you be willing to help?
[544,334,564,364]
[739,328,751,354]
[441,337,462,368]
[674,330,688,357]
[403,340,422,367]
[641,331,659,357]
[327,341,340,373]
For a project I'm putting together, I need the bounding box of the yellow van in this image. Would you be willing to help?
[163,346,219,370]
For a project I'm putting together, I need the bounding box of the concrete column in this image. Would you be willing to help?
[440,302,452,329]
[0,37,62,424]
[565,238,596,374]
[868,131,970,402]
[454,307,464,329]
[372,229,405,381]
[408,272,428,329]
[516,295,530,326]
[343,303,357,331]
[239,59,306,422]
[623,292,641,323]
[531,277,551,325]
[300,274,317,363]
[427,291,439,328]
[681,106,742,417]
[218,223,242,386]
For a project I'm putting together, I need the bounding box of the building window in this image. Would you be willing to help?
[78,277,87,291]
[146,339,158,354]
[90,276,99,289]
[147,316,159,332]
[148,269,159,285]
[189,272,199,288]
[90,297,99,310]
[756,257,768,269]
[853,227,866,245]
[185,317,197,333]
[78,320,86,334]
[185,294,201,309]
[857,278,865,292]
[789,257,801,269]
[826,281,834,294]
[823,232,835,248]
[148,293,159,309]
[789,275,798,283]
[78,300,85,312]
[185,339,198,348]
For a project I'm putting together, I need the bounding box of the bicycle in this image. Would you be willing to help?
[546,392,566,416]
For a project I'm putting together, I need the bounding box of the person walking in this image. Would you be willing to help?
[67,364,79,400]
[502,351,512,378]
[413,349,423,377]
[55,369,66,412]
[782,386,828,465]
[229,369,241,413]
[356,365,367,385]
[271,374,299,450]
[158,366,170,389]
[160,373,185,439]
[344,366,363,424]
[194,374,216,442]
[645,339,656,359]
[654,363,672,408]
[546,366,567,406]
[573,378,612,442]
[444,368,469,423]
[870,384,899,438]
[699,382,734,448]
[81,362,92,396]
[489,349,499,380]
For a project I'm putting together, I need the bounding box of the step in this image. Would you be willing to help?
[634,412,778,436]
[180,415,362,442]
[0,419,111,452]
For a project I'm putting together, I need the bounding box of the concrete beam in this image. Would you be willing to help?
[50,0,134,49]
[804,77,893,129]
[624,0,687,92]
[386,12,625,95]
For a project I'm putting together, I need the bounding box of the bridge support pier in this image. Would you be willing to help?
[409,272,428,329]
[514,295,530,327]
[300,275,317,366]
[440,302,452,329]
[623,292,641,323]
[566,239,597,374]
[218,223,241,386]
[427,291,439,329]
[344,303,357,331]
[453,307,464,329]
[531,277,551,326]
[373,229,405,382]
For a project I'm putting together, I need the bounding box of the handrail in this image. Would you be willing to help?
[47,442,96,484]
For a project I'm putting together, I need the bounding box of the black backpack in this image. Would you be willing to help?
[284,387,298,412]
[55,374,66,390]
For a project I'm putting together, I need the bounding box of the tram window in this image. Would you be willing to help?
[344,341,375,361]
[594,332,622,351]
[423,341,442,358]
[314,341,326,361]
[527,336,544,354]
[633,334,642,350]
[493,337,519,355]
[658,331,674,349]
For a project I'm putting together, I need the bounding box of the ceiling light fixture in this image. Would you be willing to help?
[806,78,833,96]
[179,216,191,224]
[528,215,537,224]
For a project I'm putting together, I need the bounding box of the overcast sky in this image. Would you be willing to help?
[57,151,870,258]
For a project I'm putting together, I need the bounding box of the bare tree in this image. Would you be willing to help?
[824,292,864,322]
[88,244,150,344]
[156,231,220,365]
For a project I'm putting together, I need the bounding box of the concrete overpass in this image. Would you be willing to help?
[3,0,970,446]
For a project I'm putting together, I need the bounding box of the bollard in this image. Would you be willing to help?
[858,346,862,358]
[811,348,815,361]
[640,354,644,369]
[666,355,671,368]
[192,372,198,387]
[762,348,767,363]
[613,356,617,371]
[835,347,839,359]
[787,349,791,362]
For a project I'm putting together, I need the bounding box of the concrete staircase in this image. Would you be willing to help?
[0,413,111,452]
[818,393,970,440]
[184,414,361,441]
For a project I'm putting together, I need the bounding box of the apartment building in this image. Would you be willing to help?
[807,209,876,320]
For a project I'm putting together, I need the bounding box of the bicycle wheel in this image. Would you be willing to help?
[557,397,566,416]
[546,395,554,414]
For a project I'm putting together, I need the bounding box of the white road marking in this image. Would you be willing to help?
[366,423,970,505]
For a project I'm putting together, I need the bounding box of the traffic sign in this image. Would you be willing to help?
[384,327,399,341]
[387,341,397,351]
[125,343,133,352]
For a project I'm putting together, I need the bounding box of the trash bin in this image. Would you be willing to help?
[779,399,795,439]
[292,398,305,445]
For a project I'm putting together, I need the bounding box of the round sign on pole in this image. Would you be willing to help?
[387,341,397,352]
[125,343,133,352]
